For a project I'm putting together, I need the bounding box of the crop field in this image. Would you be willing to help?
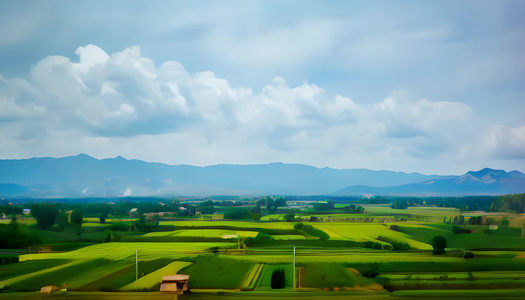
[396,224,525,249]
[0,259,70,281]
[312,223,433,249]
[19,242,225,261]
[120,261,192,291]
[179,256,255,289]
[142,229,259,239]
[159,220,296,230]
[272,235,306,240]
[0,218,36,225]
[255,263,293,290]
[1,205,524,299]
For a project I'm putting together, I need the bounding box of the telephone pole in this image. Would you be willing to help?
[293,246,296,289]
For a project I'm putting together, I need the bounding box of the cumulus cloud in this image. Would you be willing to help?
[374,90,472,138]
[484,125,525,159]
[0,45,521,174]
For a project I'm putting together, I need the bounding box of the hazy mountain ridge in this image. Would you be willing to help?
[1,155,522,197]
[336,167,525,196]
[1,154,435,197]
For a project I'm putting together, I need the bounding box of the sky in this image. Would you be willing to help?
[0,0,524,175]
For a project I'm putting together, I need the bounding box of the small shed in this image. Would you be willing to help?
[40,285,60,295]
[160,274,190,294]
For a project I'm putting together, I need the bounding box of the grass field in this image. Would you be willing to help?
[120,261,192,291]
[160,220,295,230]
[19,242,225,261]
[255,264,293,290]
[312,223,432,249]
[2,206,524,298]
[272,235,306,240]
[5,259,131,291]
[0,218,36,225]
[0,259,70,281]
[180,256,255,289]
[396,224,525,249]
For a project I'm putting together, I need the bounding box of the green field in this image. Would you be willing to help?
[396,224,525,249]
[120,261,192,291]
[1,205,524,298]
[180,256,255,289]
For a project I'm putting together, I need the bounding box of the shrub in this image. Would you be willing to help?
[271,269,286,289]
[382,244,394,250]
[431,236,447,254]
[389,225,401,232]
[283,213,295,222]
[109,222,131,231]
[362,269,380,278]
[376,236,412,250]
[453,226,472,234]
[244,237,254,246]
[363,241,383,249]
[463,251,475,259]
[301,224,329,240]
[224,207,251,220]
[255,232,274,241]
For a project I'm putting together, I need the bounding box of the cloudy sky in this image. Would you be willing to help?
[0,0,524,175]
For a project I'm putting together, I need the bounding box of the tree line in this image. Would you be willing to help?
[379,194,524,213]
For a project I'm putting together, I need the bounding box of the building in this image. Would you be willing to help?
[160,274,190,294]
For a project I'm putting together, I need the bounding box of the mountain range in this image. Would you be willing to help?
[0,154,523,198]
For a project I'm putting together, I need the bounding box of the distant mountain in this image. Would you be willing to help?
[0,183,30,198]
[336,168,525,196]
[0,154,436,198]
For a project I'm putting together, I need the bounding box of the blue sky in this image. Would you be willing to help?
[0,0,524,174]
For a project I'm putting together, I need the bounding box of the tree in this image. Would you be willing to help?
[431,236,447,254]
[266,198,275,211]
[70,209,83,235]
[99,212,108,224]
[70,209,83,225]
[274,197,287,208]
[31,203,58,229]
[198,200,215,214]
[283,212,295,222]
[56,212,69,231]
[224,207,251,220]
[0,220,40,249]
[270,269,286,289]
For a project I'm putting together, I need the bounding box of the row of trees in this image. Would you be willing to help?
[0,218,40,248]
[381,194,524,213]
[31,203,83,230]
[443,215,510,226]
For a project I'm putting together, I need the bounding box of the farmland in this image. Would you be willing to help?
[1,197,524,299]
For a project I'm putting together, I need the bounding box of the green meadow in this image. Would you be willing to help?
[1,202,524,299]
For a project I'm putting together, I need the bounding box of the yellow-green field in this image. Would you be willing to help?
[120,261,192,291]
[2,206,525,297]
[312,223,433,249]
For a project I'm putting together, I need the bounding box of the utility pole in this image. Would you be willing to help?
[293,246,295,289]
[135,249,138,281]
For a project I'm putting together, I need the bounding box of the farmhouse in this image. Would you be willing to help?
[160,274,190,294]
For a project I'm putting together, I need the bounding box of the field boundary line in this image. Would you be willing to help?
[0,259,89,288]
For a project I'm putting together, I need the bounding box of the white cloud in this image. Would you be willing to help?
[0,45,522,174]
[484,125,525,159]
[374,90,472,138]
